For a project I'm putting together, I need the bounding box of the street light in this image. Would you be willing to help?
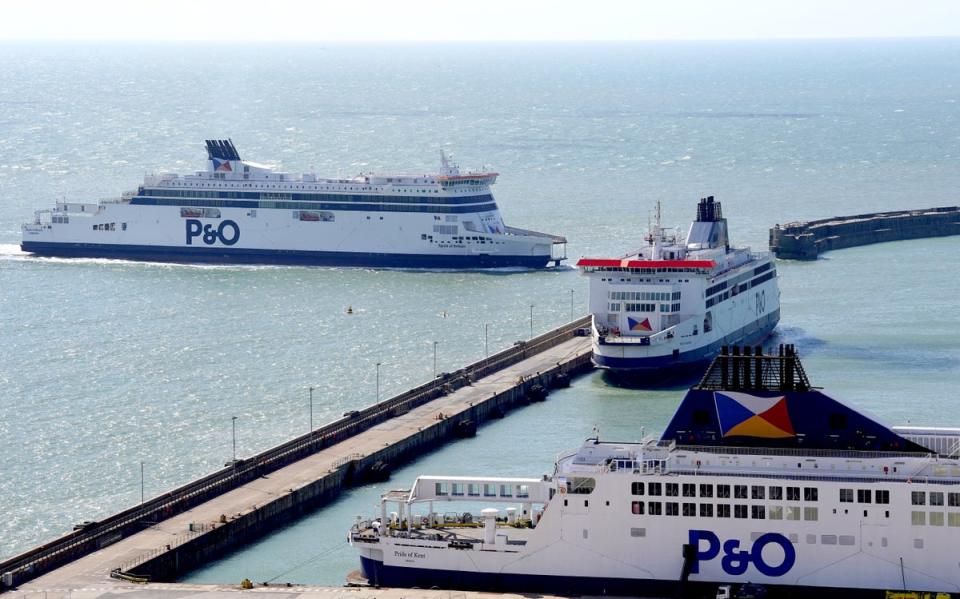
[529,304,534,339]
[570,289,575,320]
[433,341,439,378]
[484,323,489,357]
[376,362,381,405]
[231,416,238,464]
[309,386,314,433]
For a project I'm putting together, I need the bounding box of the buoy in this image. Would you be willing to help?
[346,306,353,314]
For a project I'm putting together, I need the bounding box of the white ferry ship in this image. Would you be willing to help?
[21,140,567,269]
[577,196,779,381]
[350,347,960,598]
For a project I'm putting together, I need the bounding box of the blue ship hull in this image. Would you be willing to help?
[594,313,780,384]
[359,556,886,598]
[20,241,555,270]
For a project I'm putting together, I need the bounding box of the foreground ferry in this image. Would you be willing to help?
[21,140,567,269]
[350,347,960,598]
[577,196,779,381]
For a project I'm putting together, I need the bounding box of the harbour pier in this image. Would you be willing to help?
[769,205,960,260]
[1,317,593,594]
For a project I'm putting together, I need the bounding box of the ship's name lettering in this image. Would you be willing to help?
[186,219,240,246]
[394,551,425,559]
[689,530,795,577]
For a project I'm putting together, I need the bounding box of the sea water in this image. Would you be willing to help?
[0,41,958,582]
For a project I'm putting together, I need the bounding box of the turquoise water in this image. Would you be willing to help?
[1,40,959,574]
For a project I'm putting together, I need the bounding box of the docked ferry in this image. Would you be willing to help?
[20,140,567,269]
[350,347,960,598]
[577,196,779,381]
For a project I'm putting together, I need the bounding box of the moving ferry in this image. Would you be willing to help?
[350,347,960,598]
[21,140,567,269]
[577,197,779,381]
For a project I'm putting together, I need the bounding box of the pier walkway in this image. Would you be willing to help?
[12,328,592,594]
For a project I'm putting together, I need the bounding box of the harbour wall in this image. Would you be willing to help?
[769,206,960,260]
[0,316,592,590]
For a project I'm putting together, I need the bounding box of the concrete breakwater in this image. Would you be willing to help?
[769,206,960,260]
[3,317,593,592]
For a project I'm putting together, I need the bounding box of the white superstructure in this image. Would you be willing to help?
[577,197,779,381]
[350,348,960,597]
[21,140,567,269]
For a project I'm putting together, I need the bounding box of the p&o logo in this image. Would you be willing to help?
[689,530,795,577]
[186,219,240,246]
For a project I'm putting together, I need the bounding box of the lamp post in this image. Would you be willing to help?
[308,386,314,433]
[433,341,439,378]
[231,416,238,464]
[529,304,534,339]
[376,362,381,405]
[140,461,144,506]
[484,323,489,357]
[570,289,575,320]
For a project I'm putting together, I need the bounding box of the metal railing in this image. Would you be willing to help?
[0,315,590,589]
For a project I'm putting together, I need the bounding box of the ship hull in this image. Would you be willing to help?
[20,241,554,269]
[360,556,891,598]
[594,313,780,383]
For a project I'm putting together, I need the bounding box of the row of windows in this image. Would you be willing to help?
[434,482,529,498]
[133,197,499,215]
[624,303,657,313]
[143,188,491,206]
[705,270,777,309]
[912,511,960,526]
[631,482,818,501]
[92,222,126,231]
[839,489,891,504]
[608,291,680,301]
[911,491,960,506]
[631,501,819,521]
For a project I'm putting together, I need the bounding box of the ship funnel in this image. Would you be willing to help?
[686,195,729,251]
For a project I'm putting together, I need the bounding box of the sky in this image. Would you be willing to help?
[1,0,959,42]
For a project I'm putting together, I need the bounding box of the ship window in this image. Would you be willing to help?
[717,485,731,499]
[752,505,766,519]
[452,483,464,496]
[911,511,926,525]
[876,490,890,504]
[468,484,479,496]
[821,534,837,545]
[483,484,496,497]
[647,501,662,515]
[930,512,944,526]
[840,489,853,503]
[122,223,127,231]
[768,506,783,520]
[682,502,696,516]
[949,493,960,507]
[666,483,679,497]
[786,507,801,521]
[631,482,645,495]
[804,507,819,521]
[500,484,513,497]
[631,501,644,515]
[717,504,731,518]
[734,485,747,499]
[648,483,662,496]
[682,484,696,497]
[751,486,765,500]
[948,513,960,527]
[804,487,818,501]
[630,527,646,537]
[911,491,926,506]
[435,483,448,496]
[699,504,713,517]
[665,502,679,516]
[567,477,595,495]
[734,505,748,519]
[858,489,872,504]
[930,492,944,506]
[699,484,713,498]
[517,485,530,498]
[769,486,783,500]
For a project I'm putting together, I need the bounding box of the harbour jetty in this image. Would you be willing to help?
[769,206,960,260]
[1,317,592,593]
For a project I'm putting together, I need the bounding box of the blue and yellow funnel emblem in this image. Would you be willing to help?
[714,391,795,438]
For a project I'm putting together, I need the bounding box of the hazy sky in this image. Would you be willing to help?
[2,0,959,42]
